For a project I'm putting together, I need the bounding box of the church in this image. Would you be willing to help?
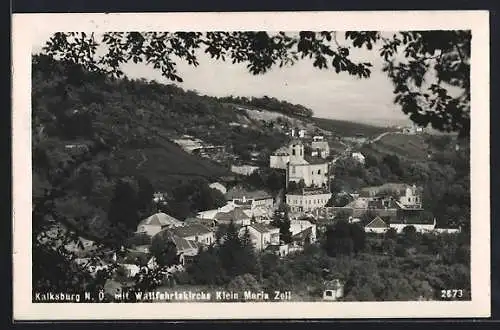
[285,140,329,188]
[271,139,332,213]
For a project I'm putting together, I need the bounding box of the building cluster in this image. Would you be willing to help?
[56,126,461,297]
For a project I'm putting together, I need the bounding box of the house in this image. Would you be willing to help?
[389,215,436,233]
[351,152,366,165]
[311,136,330,159]
[269,146,290,170]
[323,279,344,301]
[64,236,96,256]
[230,164,260,176]
[290,219,317,242]
[290,128,307,138]
[286,189,332,213]
[364,216,390,234]
[240,223,280,251]
[197,202,237,220]
[291,226,317,246]
[359,183,423,209]
[213,207,252,226]
[113,249,155,277]
[225,186,275,209]
[433,227,462,235]
[136,212,184,237]
[265,244,290,257]
[242,206,273,222]
[73,257,110,276]
[151,230,203,266]
[170,223,215,246]
[209,182,227,195]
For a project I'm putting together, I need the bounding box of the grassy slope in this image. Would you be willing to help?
[310,117,392,138]
[361,133,430,161]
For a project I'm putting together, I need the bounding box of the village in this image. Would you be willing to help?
[55,124,462,302]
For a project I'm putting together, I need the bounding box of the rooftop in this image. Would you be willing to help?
[225,185,273,201]
[214,207,251,223]
[138,212,183,228]
[249,223,279,234]
[170,223,213,238]
[292,226,313,240]
[365,216,389,229]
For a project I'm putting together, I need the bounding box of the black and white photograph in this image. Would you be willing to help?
[12,11,490,319]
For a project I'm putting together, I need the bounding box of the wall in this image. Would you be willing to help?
[288,163,329,187]
[398,187,422,208]
[389,223,435,233]
[270,155,289,169]
[364,227,389,234]
[137,224,162,237]
[184,232,215,245]
[286,193,332,212]
[231,165,260,176]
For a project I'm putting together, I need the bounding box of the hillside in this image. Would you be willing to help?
[361,133,430,161]
[310,117,392,138]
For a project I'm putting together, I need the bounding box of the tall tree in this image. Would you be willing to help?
[271,205,292,244]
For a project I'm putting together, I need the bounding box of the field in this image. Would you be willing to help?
[310,117,392,138]
[113,145,229,191]
[362,133,430,161]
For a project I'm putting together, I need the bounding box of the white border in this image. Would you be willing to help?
[12,11,490,320]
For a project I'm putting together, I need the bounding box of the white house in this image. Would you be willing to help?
[225,186,275,209]
[240,223,280,251]
[433,227,461,235]
[364,216,390,234]
[351,152,366,165]
[360,183,423,209]
[230,165,260,176]
[213,207,252,226]
[197,202,237,220]
[290,219,317,242]
[389,218,436,233]
[311,136,330,159]
[136,212,184,237]
[269,146,290,170]
[286,190,332,213]
[209,182,227,195]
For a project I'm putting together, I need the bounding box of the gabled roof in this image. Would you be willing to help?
[138,212,183,227]
[152,230,201,252]
[214,207,251,223]
[225,185,273,201]
[116,249,151,265]
[170,223,213,238]
[365,216,389,228]
[346,199,369,209]
[292,226,313,240]
[249,223,279,234]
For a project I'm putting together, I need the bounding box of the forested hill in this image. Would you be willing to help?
[32,55,291,238]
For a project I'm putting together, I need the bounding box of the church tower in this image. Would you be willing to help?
[288,139,304,163]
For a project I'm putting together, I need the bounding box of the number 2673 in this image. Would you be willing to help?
[441,289,464,299]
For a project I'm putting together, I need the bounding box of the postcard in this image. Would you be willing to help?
[12,10,490,320]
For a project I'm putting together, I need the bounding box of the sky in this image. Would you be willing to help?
[33,32,412,127]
